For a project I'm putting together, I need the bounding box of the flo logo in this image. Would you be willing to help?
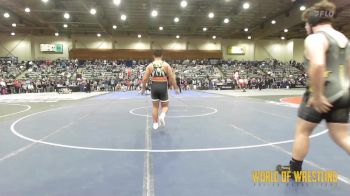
[316,10,334,18]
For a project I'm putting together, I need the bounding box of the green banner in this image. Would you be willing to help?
[55,44,63,53]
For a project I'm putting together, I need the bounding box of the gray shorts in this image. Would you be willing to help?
[298,92,350,123]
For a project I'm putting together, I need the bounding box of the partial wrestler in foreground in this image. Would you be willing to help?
[141,50,180,130]
[277,0,350,178]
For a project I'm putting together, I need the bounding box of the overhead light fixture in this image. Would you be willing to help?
[159,26,164,31]
[3,12,10,18]
[63,24,68,28]
[176,35,180,39]
[281,36,285,40]
[284,28,288,33]
[90,8,96,15]
[203,27,207,32]
[138,34,142,38]
[97,33,101,37]
[25,8,31,13]
[224,18,230,23]
[212,35,216,40]
[55,32,59,36]
[113,25,117,29]
[42,0,49,3]
[244,28,249,32]
[11,32,15,36]
[271,20,276,24]
[208,12,214,19]
[64,13,70,19]
[248,36,252,40]
[151,10,158,17]
[174,17,179,23]
[121,14,127,21]
[180,0,188,8]
[12,23,16,27]
[300,6,306,11]
[243,2,250,9]
[114,0,121,6]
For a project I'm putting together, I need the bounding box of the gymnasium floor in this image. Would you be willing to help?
[0,90,349,196]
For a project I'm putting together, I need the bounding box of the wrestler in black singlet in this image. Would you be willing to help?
[150,61,168,102]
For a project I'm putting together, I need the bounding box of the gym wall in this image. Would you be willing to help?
[0,33,305,62]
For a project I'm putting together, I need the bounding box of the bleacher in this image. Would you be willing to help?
[1,58,307,95]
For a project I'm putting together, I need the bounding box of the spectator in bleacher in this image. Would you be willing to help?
[0,78,6,95]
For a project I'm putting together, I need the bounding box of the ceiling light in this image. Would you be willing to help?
[300,6,306,11]
[114,0,121,6]
[284,28,288,33]
[224,18,230,23]
[12,23,16,27]
[180,0,188,8]
[55,32,59,36]
[208,12,214,18]
[25,8,31,13]
[138,34,142,38]
[176,35,180,39]
[151,10,158,17]
[63,24,68,28]
[244,28,249,32]
[174,17,179,23]
[212,35,216,40]
[159,26,164,31]
[11,32,15,36]
[64,13,70,19]
[97,33,101,37]
[121,14,127,21]
[42,0,49,3]
[243,2,250,9]
[113,25,117,29]
[281,36,285,40]
[271,20,276,24]
[248,36,252,40]
[90,8,96,15]
[4,13,10,18]
[203,27,207,32]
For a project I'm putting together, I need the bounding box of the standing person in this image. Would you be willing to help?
[258,78,264,91]
[14,79,20,94]
[141,50,180,130]
[176,74,182,93]
[277,0,350,178]
[86,80,91,93]
[238,77,247,92]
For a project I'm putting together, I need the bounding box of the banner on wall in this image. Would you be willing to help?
[227,46,245,55]
[40,44,63,53]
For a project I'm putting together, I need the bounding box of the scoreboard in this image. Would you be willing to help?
[227,46,245,55]
[40,44,63,53]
